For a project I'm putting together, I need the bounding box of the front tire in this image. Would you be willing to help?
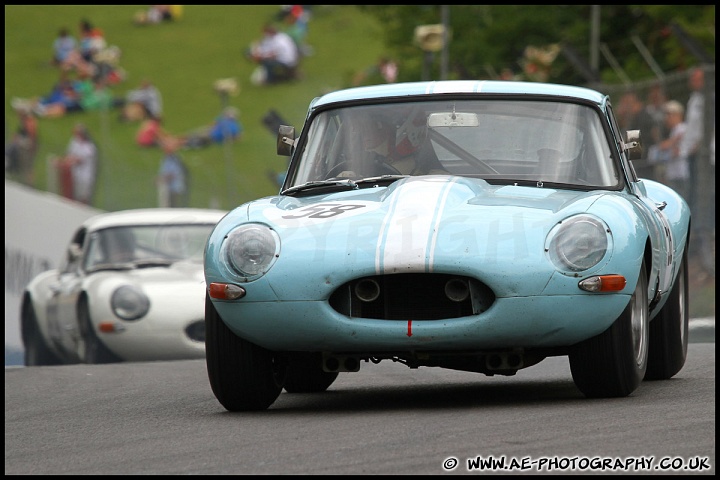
[79,297,121,364]
[569,260,649,398]
[645,247,689,380]
[205,294,286,411]
[21,297,63,366]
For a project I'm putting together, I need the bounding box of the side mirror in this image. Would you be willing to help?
[625,129,642,161]
[277,125,296,156]
[68,243,82,261]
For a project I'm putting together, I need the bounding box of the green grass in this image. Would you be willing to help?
[5,5,386,210]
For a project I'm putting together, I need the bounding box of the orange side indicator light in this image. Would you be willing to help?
[209,282,246,300]
[578,275,627,292]
[98,322,125,333]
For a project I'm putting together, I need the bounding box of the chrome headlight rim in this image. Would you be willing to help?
[222,223,280,281]
[111,285,150,321]
[546,214,611,274]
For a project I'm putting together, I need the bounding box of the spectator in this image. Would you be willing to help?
[78,19,106,63]
[352,57,398,86]
[677,67,706,212]
[5,106,39,186]
[136,115,171,148]
[247,23,300,85]
[55,123,98,205]
[499,68,518,81]
[25,73,122,119]
[52,27,78,67]
[208,107,243,144]
[279,5,312,57]
[639,83,668,181]
[614,89,657,178]
[134,5,181,25]
[156,138,188,207]
[644,83,668,142]
[78,76,121,112]
[91,44,125,84]
[648,100,689,201]
[120,79,163,122]
[184,107,243,148]
[52,28,96,78]
[615,90,645,132]
[29,75,86,118]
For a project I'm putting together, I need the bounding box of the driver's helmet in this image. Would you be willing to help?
[393,108,427,157]
[355,108,393,150]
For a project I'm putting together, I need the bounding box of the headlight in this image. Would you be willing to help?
[546,215,609,272]
[224,223,280,280]
[111,285,150,320]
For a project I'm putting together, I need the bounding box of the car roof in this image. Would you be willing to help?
[81,208,227,232]
[311,80,608,110]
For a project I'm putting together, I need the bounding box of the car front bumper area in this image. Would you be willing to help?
[212,292,630,353]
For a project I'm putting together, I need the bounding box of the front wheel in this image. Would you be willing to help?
[569,260,649,398]
[645,247,689,380]
[79,297,121,364]
[205,294,286,411]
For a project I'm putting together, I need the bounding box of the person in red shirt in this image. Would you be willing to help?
[136,116,166,147]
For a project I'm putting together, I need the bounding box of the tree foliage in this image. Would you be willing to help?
[359,5,715,86]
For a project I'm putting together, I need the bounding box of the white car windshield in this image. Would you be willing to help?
[288,99,619,189]
[83,224,215,270]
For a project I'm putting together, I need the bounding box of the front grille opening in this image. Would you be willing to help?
[329,273,495,320]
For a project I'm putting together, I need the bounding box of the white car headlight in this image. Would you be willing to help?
[224,223,280,280]
[546,215,609,272]
[111,285,150,320]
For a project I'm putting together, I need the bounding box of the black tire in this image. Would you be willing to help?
[21,297,63,366]
[569,260,649,398]
[284,353,339,393]
[645,247,689,380]
[79,297,121,364]
[205,294,286,411]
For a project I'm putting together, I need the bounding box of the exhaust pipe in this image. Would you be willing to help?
[486,352,523,370]
[355,279,380,302]
[445,278,469,302]
[323,354,361,372]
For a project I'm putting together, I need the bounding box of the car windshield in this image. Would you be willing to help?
[287,99,619,190]
[83,224,216,271]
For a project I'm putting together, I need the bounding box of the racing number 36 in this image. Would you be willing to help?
[282,203,365,219]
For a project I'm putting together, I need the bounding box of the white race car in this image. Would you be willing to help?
[21,208,226,365]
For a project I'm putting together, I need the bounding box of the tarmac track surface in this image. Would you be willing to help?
[4,342,715,475]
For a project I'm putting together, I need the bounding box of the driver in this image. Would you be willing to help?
[354,107,445,176]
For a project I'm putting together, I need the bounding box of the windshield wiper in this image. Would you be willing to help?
[282,179,358,197]
[355,174,409,186]
[133,258,174,268]
[87,263,134,273]
[87,258,174,273]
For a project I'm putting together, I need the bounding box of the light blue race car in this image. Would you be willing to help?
[204,80,691,411]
